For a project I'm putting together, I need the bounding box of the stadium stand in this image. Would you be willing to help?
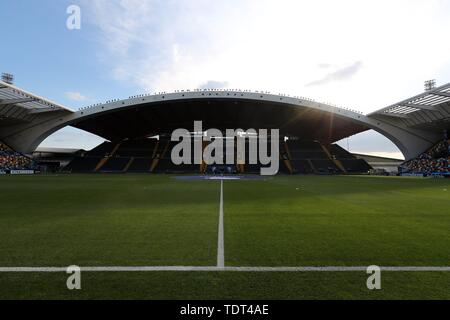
[65,142,113,172]
[288,140,337,174]
[115,139,157,157]
[64,137,371,175]
[65,156,102,172]
[400,139,450,176]
[329,145,372,173]
[153,139,197,173]
[100,157,130,172]
[87,142,116,157]
[127,158,152,172]
[0,142,35,171]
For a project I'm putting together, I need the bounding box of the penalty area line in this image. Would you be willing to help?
[1,266,450,273]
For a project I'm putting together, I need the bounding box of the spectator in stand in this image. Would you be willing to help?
[0,143,11,152]
[0,142,35,170]
[402,139,450,175]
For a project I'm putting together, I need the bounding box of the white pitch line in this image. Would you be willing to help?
[217,180,225,268]
[1,266,450,273]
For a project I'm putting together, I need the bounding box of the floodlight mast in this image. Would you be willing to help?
[424,79,436,91]
[1,73,14,85]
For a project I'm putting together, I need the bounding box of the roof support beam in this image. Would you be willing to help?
[368,83,450,116]
[432,92,450,98]
[0,98,36,106]
[404,103,436,111]
[28,107,60,114]
[380,112,410,119]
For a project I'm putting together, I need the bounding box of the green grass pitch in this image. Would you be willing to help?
[0,174,449,299]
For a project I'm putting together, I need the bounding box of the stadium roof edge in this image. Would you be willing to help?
[0,80,73,113]
[368,82,450,118]
[1,83,447,161]
[80,89,365,117]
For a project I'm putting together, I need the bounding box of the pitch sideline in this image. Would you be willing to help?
[1,266,450,273]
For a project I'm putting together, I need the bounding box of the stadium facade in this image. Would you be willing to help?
[0,80,449,174]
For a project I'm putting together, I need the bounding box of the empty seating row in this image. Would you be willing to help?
[115,139,158,157]
[99,157,130,172]
[65,138,371,174]
[66,156,101,172]
[127,158,152,172]
[88,142,116,157]
[340,159,371,173]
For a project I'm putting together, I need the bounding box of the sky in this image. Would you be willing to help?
[1,0,450,159]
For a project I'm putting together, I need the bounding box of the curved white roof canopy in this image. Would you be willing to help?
[0,84,448,160]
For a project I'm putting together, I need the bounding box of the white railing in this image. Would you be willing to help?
[79,89,364,115]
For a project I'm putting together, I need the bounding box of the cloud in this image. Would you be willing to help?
[199,80,229,89]
[82,0,450,114]
[84,0,294,92]
[306,61,364,87]
[40,0,450,154]
[317,63,333,69]
[65,91,89,102]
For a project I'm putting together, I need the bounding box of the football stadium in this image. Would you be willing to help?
[0,78,449,300]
